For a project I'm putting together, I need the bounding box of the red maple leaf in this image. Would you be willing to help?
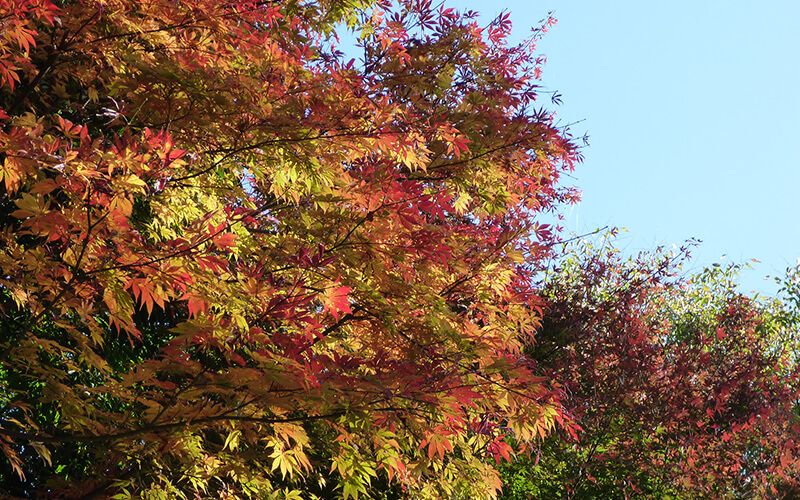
[323,284,352,321]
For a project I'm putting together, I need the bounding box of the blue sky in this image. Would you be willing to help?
[450,0,800,296]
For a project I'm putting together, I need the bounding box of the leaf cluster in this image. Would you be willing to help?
[0,0,580,498]
[500,235,800,499]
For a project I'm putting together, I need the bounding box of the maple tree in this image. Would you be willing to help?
[499,236,800,499]
[0,0,582,498]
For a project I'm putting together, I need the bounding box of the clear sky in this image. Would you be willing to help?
[450,0,800,296]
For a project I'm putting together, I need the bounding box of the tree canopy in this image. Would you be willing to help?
[0,0,581,498]
[501,236,800,499]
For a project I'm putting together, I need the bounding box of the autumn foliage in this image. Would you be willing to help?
[4,0,800,498]
[502,239,800,499]
[0,0,580,497]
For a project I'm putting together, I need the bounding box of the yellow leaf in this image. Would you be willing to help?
[122,174,148,194]
[30,442,52,466]
[11,192,42,219]
[109,194,133,216]
[223,429,241,451]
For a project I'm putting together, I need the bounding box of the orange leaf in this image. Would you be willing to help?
[323,285,352,321]
[213,232,237,249]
